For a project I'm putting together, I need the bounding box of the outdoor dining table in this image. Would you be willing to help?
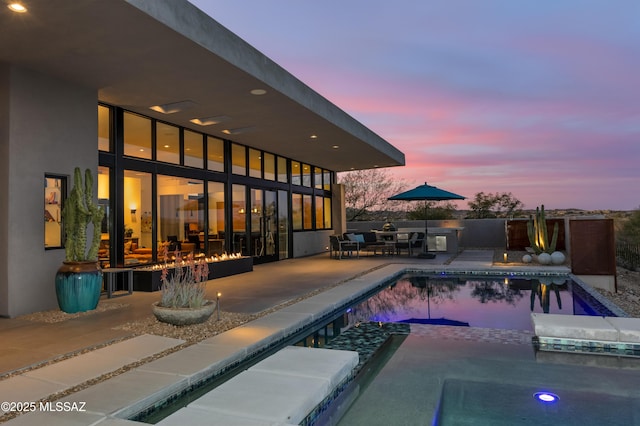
[373,231,419,256]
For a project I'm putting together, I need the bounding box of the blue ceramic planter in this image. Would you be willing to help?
[55,261,102,313]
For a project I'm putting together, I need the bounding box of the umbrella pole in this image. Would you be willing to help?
[418,208,436,259]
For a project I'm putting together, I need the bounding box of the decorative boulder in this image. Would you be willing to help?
[522,254,532,264]
[550,251,566,265]
[538,252,552,265]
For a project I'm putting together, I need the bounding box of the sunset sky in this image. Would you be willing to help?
[190,0,640,211]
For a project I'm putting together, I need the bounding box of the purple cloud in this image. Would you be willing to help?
[190,0,640,210]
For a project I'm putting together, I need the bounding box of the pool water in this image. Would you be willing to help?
[347,274,616,331]
[337,332,640,426]
[335,274,638,426]
[436,379,638,425]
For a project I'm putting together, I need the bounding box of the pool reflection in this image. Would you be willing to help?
[348,275,576,331]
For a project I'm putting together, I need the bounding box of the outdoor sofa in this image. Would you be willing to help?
[329,232,389,259]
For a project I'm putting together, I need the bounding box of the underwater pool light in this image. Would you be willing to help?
[534,392,559,403]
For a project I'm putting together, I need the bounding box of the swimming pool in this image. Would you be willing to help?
[136,270,627,425]
[334,273,638,426]
[346,273,617,331]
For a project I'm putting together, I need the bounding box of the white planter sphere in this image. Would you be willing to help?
[538,252,552,265]
[550,251,565,265]
[522,254,532,264]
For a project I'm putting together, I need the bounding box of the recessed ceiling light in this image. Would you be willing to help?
[7,3,27,13]
[164,145,170,148]
[310,135,318,139]
[250,89,267,96]
[139,148,145,152]
[190,115,231,126]
[332,145,339,149]
[149,100,196,114]
[222,127,254,135]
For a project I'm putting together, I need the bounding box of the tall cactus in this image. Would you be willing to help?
[62,168,105,261]
[527,205,558,255]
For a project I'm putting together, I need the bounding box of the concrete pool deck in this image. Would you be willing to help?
[0,250,577,424]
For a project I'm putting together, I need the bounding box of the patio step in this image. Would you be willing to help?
[156,346,359,426]
[0,334,184,415]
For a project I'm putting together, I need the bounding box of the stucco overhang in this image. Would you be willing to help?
[0,0,405,172]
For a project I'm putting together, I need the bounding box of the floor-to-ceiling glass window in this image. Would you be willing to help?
[123,112,152,159]
[291,161,301,186]
[314,167,322,190]
[184,130,204,168]
[231,143,247,175]
[156,122,180,164]
[323,169,331,190]
[232,184,247,255]
[292,193,303,231]
[264,152,275,181]
[97,166,111,267]
[302,164,312,187]
[249,148,261,178]
[263,190,277,258]
[208,136,224,172]
[124,170,153,265]
[277,156,288,183]
[157,175,205,258]
[315,196,324,229]
[250,189,262,256]
[303,195,313,230]
[324,197,332,229]
[98,105,111,152]
[278,190,289,259]
[250,188,277,262]
[101,105,335,266]
[207,181,225,256]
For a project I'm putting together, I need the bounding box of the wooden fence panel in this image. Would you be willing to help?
[570,219,616,277]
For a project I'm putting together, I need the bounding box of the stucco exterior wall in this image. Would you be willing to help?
[0,62,9,316]
[3,66,97,317]
[293,230,333,258]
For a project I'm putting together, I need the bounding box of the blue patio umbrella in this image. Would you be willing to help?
[388,182,466,258]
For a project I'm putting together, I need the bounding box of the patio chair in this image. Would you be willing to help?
[396,232,424,256]
[329,235,360,259]
[411,232,426,255]
[395,233,411,256]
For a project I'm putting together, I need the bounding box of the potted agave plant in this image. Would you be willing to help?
[55,167,105,313]
[152,247,215,325]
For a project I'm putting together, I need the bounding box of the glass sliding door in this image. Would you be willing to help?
[157,175,205,258]
[264,190,277,259]
[278,190,289,260]
[96,167,110,267]
[251,188,277,263]
[207,181,225,256]
[124,170,152,265]
[232,184,247,255]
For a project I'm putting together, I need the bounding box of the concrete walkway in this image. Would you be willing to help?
[0,250,571,424]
